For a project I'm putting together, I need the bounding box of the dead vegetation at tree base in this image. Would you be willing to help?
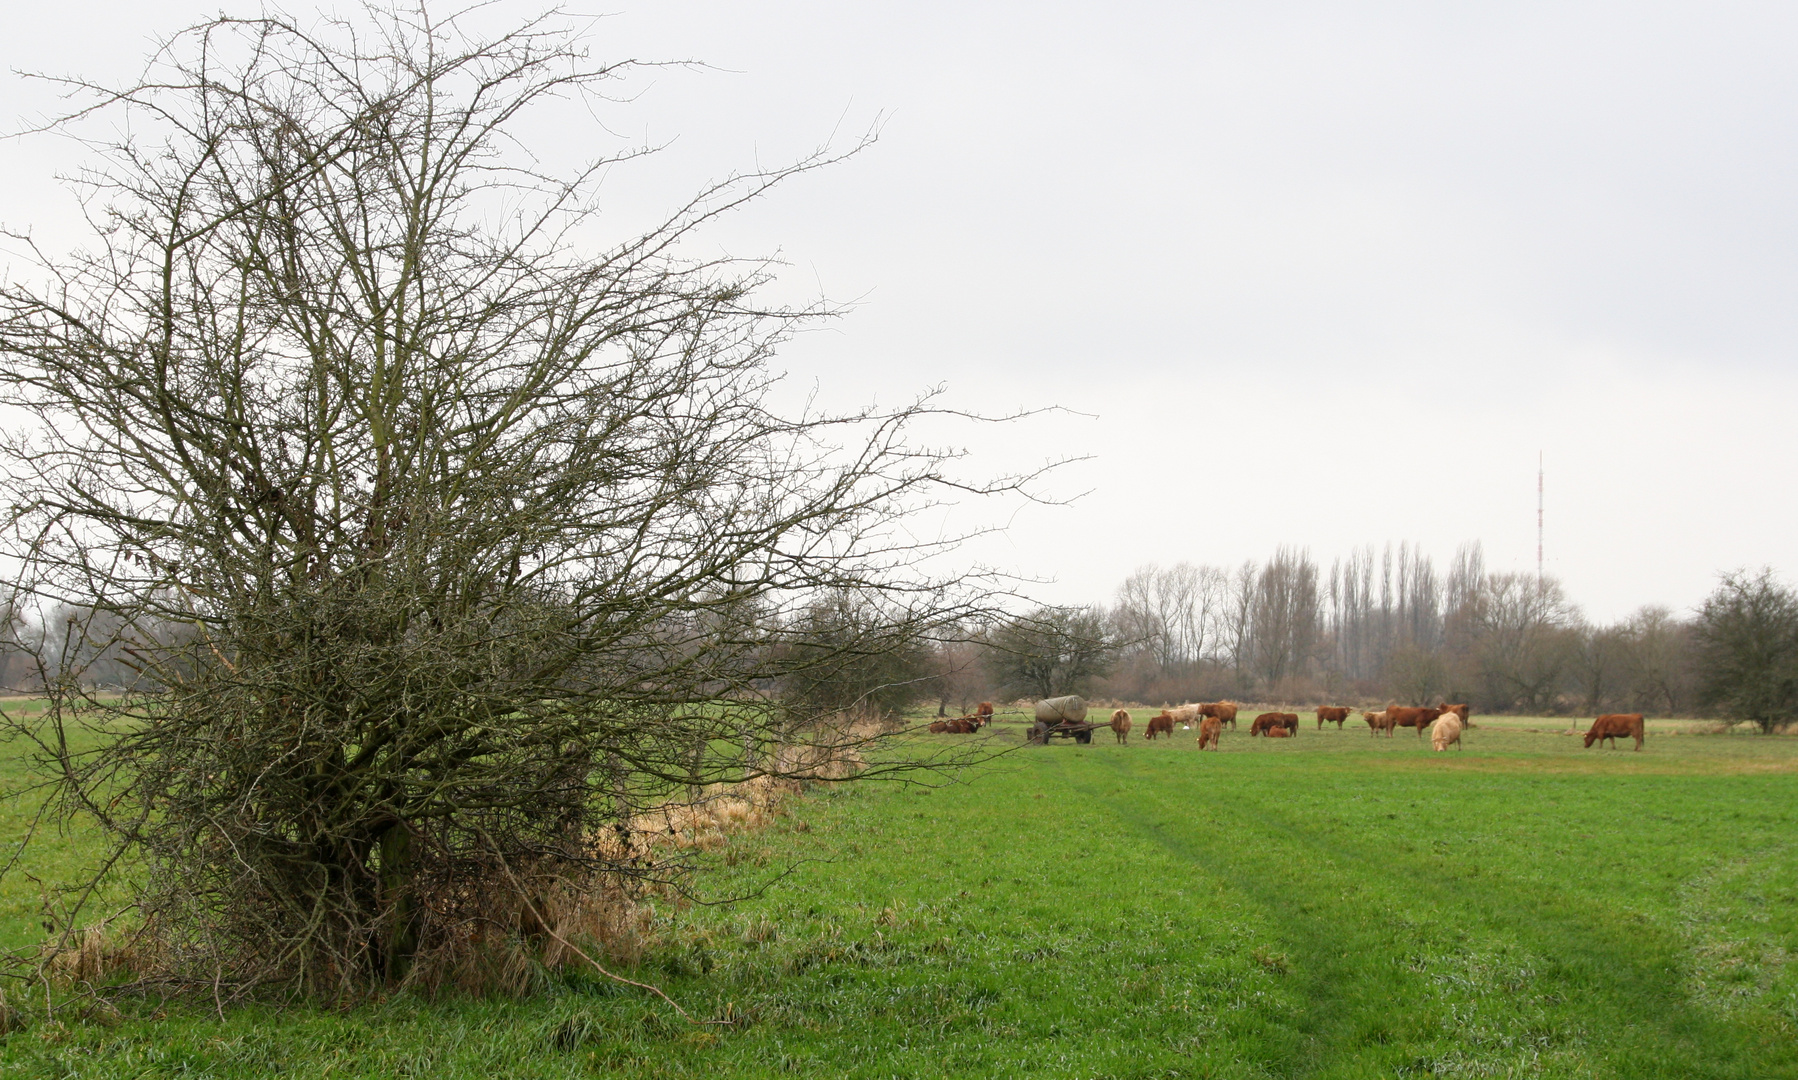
[26,734,865,1005]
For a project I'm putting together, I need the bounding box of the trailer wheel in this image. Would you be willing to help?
[1075,729,1091,744]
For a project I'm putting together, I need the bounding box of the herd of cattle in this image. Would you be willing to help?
[1119,701,1474,752]
[929,700,1648,752]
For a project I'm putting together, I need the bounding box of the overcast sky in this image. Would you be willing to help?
[6,1,1797,622]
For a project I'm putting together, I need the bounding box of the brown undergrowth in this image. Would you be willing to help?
[29,731,867,1004]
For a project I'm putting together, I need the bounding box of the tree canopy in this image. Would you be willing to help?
[1694,569,1798,734]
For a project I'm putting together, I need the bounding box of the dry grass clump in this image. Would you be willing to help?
[628,737,862,857]
[31,727,866,1002]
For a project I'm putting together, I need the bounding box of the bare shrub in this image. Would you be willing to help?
[0,6,1032,1001]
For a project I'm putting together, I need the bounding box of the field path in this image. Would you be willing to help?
[1040,739,1798,1078]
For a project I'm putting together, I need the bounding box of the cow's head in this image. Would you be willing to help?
[1583,730,1598,747]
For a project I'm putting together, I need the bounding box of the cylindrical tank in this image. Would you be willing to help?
[1033,695,1088,724]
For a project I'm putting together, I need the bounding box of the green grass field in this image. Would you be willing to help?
[3,705,1797,1078]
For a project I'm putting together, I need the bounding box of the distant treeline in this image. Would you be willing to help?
[8,548,1794,730]
[1096,542,1694,715]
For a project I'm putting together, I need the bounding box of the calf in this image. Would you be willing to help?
[1265,726,1291,739]
[1145,712,1175,740]
[1111,709,1133,744]
[1197,715,1223,750]
[1584,713,1645,751]
[1250,712,1300,737]
[1430,713,1464,751]
[976,701,995,726]
[1317,706,1351,729]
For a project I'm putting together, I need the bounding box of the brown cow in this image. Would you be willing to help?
[1266,726,1290,738]
[1145,712,1175,740]
[1317,706,1351,729]
[1200,701,1239,730]
[1387,706,1441,738]
[1197,715,1223,750]
[1111,709,1133,744]
[1437,702,1472,728]
[1584,713,1645,751]
[976,701,995,726]
[928,719,949,733]
[1250,712,1300,737]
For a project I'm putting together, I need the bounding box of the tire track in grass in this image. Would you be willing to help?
[1041,746,1789,1079]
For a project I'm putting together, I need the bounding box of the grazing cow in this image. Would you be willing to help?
[1437,702,1472,728]
[1145,712,1175,740]
[1159,703,1204,731]
[1266,726,1290,739]
[1431,713,1464,751]
[1200,701,1239,730]
[1317,706,1351,730]
[1584,713,1645,751]
[1111,709,1133,744]
[1387,706,1441,738]
[1197,715,1223,750]
[1250,712,1300,737]
[976,701,995,726]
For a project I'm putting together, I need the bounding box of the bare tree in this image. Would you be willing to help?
[1619,606,1693,715]
[1222,560,1257,679]
[926,639,991,717]
[778,593,938,722]
[1569,621,1629,715]
[1384,645,1446,706]
[1112,562,1226,669]
[1694,569,1798,733]
[1327,546,1380,682]
[1249,546,1320,689]
[1472,574,1577,712]
[983,605,1117,700]
[0,6,1031,996]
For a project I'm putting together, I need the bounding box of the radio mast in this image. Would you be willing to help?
[1536,451,1544,587]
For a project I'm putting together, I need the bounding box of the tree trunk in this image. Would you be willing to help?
[379,824,418,984]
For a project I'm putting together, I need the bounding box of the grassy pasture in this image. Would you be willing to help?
[1,704,1796,1077]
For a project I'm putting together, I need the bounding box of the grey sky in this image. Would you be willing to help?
[6,1,1796,621]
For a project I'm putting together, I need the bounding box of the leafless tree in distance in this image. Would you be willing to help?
[0,5,1047,998]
